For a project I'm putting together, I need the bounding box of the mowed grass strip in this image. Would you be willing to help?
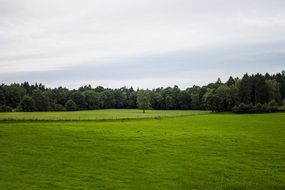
[0,109,209,121]
[0,113,285,189]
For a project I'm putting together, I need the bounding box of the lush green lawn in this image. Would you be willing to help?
[1,111,285,189]
[0,109,208,121]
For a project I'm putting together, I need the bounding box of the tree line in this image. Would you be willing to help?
[0,71,285,113]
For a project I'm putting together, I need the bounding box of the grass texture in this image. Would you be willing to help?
[0,111,285,189]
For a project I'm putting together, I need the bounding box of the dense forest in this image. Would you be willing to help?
[1,71,285,113]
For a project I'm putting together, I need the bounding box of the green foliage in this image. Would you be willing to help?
[265,79,281,101]
[226,76,235,86]
[232,101,282,113]
[203,85,238,112]
[0,89,5,106]
[1,113,285,189]
[70,91,86,110]
[282,99,285,111]
[232,103,254,113]
[82,90,100,109]
[3,84,26,108]
[189,86,201,110]
[0,105,13,112]
[177,90,191,109]
[32,89,50,111]
[18,95,35,112]
[239,74,252,104]
[137,90,151,113]
[54,104,66,111]
[64,100,77,111]
[254,103,263,113]
[262,103,270,112]
[1,71,285,113]
[268,100,278,112]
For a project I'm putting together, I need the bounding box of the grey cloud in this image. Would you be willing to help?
[0,0,285,88]
[1,42,284,88]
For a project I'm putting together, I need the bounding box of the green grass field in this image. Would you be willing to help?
[1,110,285,189]
[0,109,208,121]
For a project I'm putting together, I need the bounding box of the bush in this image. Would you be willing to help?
[232,105,239,113]
[54,104,66,111]
[262,103,269,112]
[0,105,13,112]
[233,101,285,114]
[65,100,77,111]
[268,100,278,112]
[253,103,263,113]
[233,103,266,113]
[233,103,254,113]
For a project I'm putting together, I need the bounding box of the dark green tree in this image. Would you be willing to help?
[4,84,26,108]
[226,76,235,86]
[0,88,5,106]
[82,90,100,109]
[19,96,35,112]
[189,86,201,109]
[137,90,151,113]
[32,89,50,111]
[265,79,281,101]
[239,74,252,104]
[70,91,87,110]
[65,100,77,111]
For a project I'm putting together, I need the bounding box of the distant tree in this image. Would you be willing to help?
[226,76,235,86]
[0,88,5,106]
[165,95,175,110]
[177,90,191,110]
[151,89,164,109]
[32,89,50,111]
[19,96,35,112]
[275,72,285,100]
[265,80,281,101]
[100,90,116,109]
[125,87,137,109]
[1,71,284,113]
[65,100,77,111]
[189,86,201,109]
[202,88,214,110]
[137,90,151,113]
[113,88,126,108]
[52,87,69,106]
[82,90,100,109]
[216,78,222,85]
[70,91,87,110]
[4,84,26,108]
[239,74,252,104]
[252,74,269,104]
[94,86,105,93]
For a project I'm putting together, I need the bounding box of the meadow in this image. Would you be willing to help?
[0,109,208,121]
[0,110,285,189]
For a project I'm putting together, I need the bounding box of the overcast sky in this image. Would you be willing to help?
[0,0,285,89]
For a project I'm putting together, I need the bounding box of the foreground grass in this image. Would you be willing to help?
[0,113,285,189]
[0,109,208,121]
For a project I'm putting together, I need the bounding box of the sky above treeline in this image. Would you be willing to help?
[0,0,285,89]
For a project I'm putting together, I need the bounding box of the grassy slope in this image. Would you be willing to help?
[0,113,285,189]
[0,109,208,121]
